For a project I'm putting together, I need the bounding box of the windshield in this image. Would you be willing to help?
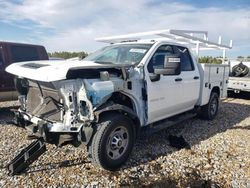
[84,44,152,65]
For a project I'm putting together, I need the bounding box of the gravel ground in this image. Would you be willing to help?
[0,96,249,187]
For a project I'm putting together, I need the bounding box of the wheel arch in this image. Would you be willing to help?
[211,86,220,97]
[94,101,141,138]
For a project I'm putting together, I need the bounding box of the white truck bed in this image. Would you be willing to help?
[199,64,229,105]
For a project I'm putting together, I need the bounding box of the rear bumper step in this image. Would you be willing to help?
[7,138,46,175]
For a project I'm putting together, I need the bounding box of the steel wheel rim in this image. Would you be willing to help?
[210,98,218,116]
[106,126,129,160]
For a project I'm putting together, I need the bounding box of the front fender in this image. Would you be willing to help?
[94,104,141,137]
[95,104,138,121]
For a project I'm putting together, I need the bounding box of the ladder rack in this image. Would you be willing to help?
[95,29,233,59]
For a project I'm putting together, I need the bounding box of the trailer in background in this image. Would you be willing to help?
[226,60,250,93]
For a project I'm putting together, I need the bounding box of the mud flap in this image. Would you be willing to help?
[7,138,46,175]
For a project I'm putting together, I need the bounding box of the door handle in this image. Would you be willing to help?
[193,76,199,80]
[175,78,182,82]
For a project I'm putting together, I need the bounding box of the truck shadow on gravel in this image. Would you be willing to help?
[228,91,250,100]
[0,107,18,124]
[26,157,91,174]
[121,172,221,188]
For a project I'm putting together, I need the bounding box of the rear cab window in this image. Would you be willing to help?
[10,45,39,62]
[175,46,194,71]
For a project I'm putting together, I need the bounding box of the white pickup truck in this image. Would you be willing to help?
[5,30,231,173]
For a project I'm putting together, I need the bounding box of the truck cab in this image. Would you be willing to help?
[0,41,48,101]
[143,42,201,123]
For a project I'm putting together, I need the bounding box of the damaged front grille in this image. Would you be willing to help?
[26,81,62,122]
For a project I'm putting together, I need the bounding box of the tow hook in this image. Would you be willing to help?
[7,138,46,175]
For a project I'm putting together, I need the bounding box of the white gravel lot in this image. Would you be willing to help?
[0,96,249,187]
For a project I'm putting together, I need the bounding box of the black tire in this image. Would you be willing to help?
[232,63,249,77]
[200,92,219,120]
[242,67,249,76]
[89,113,135,170]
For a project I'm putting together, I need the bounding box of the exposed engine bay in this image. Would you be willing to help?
[15,65,143,146]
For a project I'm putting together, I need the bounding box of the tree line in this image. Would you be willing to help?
[199,56,250,64]
[48,51,88,59]
[236,56,250,61]
[198,56,222,64]
[48,51,250,64]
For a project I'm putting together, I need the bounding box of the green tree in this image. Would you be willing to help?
[198,56,222,64]
[48,51,88,59]
[236,56,244,61]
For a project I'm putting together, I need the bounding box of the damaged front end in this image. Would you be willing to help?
[16,79,94,146]
[15,68,127,147]
[5,42,152,174]
[9,68,129,175]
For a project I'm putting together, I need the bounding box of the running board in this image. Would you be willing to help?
[145,112,197,135]
[7,138,46,175]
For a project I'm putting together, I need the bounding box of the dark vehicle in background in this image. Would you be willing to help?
[0,41,48,101]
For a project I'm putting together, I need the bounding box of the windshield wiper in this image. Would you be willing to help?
[95,61,114,65]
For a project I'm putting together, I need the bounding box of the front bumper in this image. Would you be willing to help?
[15,109,94,147]
[17,109,84,133]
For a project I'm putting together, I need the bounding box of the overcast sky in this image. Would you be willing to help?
[0,0,249,58]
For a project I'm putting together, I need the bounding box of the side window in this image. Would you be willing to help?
[10,46,39,62]
[147,45,175,73]
[176,46,194,71]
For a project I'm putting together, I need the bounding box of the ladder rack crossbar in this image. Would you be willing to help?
[95,29,232,50]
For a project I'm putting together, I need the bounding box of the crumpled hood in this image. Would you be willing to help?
[6,60,124,82]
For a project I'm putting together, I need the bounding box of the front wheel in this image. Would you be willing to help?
[89,113,135,170]
[199,92,219,120]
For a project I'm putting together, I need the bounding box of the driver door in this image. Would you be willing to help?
[145,44,184,124]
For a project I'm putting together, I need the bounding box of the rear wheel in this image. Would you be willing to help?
[200,92,219,120]
[89,113,135,170]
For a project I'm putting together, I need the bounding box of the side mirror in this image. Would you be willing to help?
[154,55,181,75]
